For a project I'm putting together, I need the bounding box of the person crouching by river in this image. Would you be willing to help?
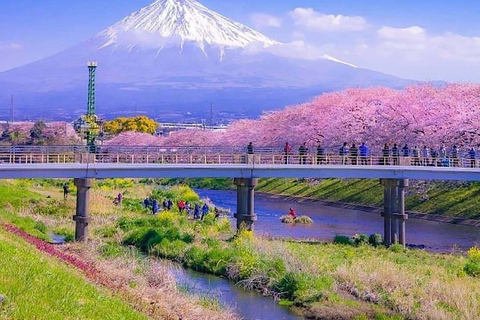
[288,208,297,219]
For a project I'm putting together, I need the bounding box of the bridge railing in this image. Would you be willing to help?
[1,152,478,168]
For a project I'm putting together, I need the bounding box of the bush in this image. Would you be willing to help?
[465,247,480,277]
[34,221,47,234]
[368,234,383,247]
[333,235,352,245]
[389,244,405,253]
[98,242,127,258]
[352,234,369,246]
[280,215,313,224]
[123,228,151,246]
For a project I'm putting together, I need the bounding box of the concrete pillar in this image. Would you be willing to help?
[73,178,93,241]
[390,180,399,244]
[397,179,409,247]
[234,178,258,231]
[381,179,392,246]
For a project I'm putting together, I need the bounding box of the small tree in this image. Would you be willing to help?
[30,121,47,144]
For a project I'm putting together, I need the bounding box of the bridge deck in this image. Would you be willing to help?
[1,163,480,181]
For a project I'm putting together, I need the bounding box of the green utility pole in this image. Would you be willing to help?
[85,62,100,150]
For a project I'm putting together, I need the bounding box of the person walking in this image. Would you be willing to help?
[152,199,159,215]
[62,183,69,199]
[247,142,254,164]
[316,144,325,165]
[201,203,209,220]
[162,199,168,209]
[469,148,476,168]
[144,197,151,208]
[359,143,369,165]
[299,142,308,165]
[422,146,430,166]
[114,193,123,206]
[381,144,390,165]
[167,199,173,210]
[194,203,200,220]
[339,142,348,165]
[392,144,399,165]
[283,142,292,164]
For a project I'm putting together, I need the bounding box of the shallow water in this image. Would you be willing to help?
[196,189,480,252]
[171,264,304,320]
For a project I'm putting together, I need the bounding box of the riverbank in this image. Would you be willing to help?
[2,179,480,319]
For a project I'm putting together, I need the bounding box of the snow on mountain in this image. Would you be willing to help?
[97,0,279,50]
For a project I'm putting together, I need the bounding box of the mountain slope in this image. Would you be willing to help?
[0,0,414,120]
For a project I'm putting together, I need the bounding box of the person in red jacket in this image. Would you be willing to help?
[178,200,185,213]
[284,142,292,164]
[288,208,297,219]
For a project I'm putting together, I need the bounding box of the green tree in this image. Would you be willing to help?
[30,121,47,144]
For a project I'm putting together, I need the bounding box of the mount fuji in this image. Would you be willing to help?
[0,0,413,120]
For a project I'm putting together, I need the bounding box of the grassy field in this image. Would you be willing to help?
[0,228,146,320]
[3,179,480,319]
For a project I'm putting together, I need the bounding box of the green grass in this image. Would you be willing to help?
[0,228,146,320]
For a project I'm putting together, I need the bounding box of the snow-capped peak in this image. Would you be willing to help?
[98,0,278,49]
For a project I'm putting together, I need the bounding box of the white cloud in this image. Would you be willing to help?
[377,26,426,42]
[0,42,22,50]
[250,13,282,28]
[290,8,368,32]
[376,26,480,64]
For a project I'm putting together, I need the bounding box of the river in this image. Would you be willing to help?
[196,189,480,252]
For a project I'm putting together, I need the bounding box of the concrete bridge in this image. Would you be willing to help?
[1,145,480,248]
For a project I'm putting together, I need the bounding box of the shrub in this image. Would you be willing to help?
[368,234,383,247]
[333,235,352,245]
[465,247,480,277]
[352,234,369,246]
[34,221,47,234]
[295,216,314,224]
[52,227,75,243]
[123,228,150,246]
[389,244,405,253]
[98,242,127,258]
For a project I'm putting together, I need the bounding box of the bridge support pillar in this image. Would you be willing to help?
[234,178,258,231]
[381,179,408,247]
[73,178,93,242]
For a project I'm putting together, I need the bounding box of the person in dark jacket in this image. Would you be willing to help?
[284,142,292,164]
[350,144,359,165]
[201,203,209,220]
[339,142,348,165]
[62,183,69,199]
[167,199,173,210]
[247,142,254,164]
[402,144,410,157]
[299,142,308,165]
[392,144,399,165]
[194,203,200,220]
[144,197,151,208]
[469,148,476,168]
[152,199,159,215]
[316,145,325,165]
[412,146,421,166]
[381,144,390,165]
[451,145,459,167]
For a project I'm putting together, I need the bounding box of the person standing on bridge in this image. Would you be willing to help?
[299,142,308,165]
[62,183,69,200]
[469,148,476,168]
[316,144,325,165]
[451,145,459,167]
[422,146,430,166]
[359,143,369,165]
[412,146,421,166]
[339,142,348,165]
[350,143,359,165]
[284,142,292,164]
[402,144,410,157]
[392,144,400,165]
[247,142,254,164]
[381,144,390,165]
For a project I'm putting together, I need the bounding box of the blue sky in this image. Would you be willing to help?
[1,0,480,82]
